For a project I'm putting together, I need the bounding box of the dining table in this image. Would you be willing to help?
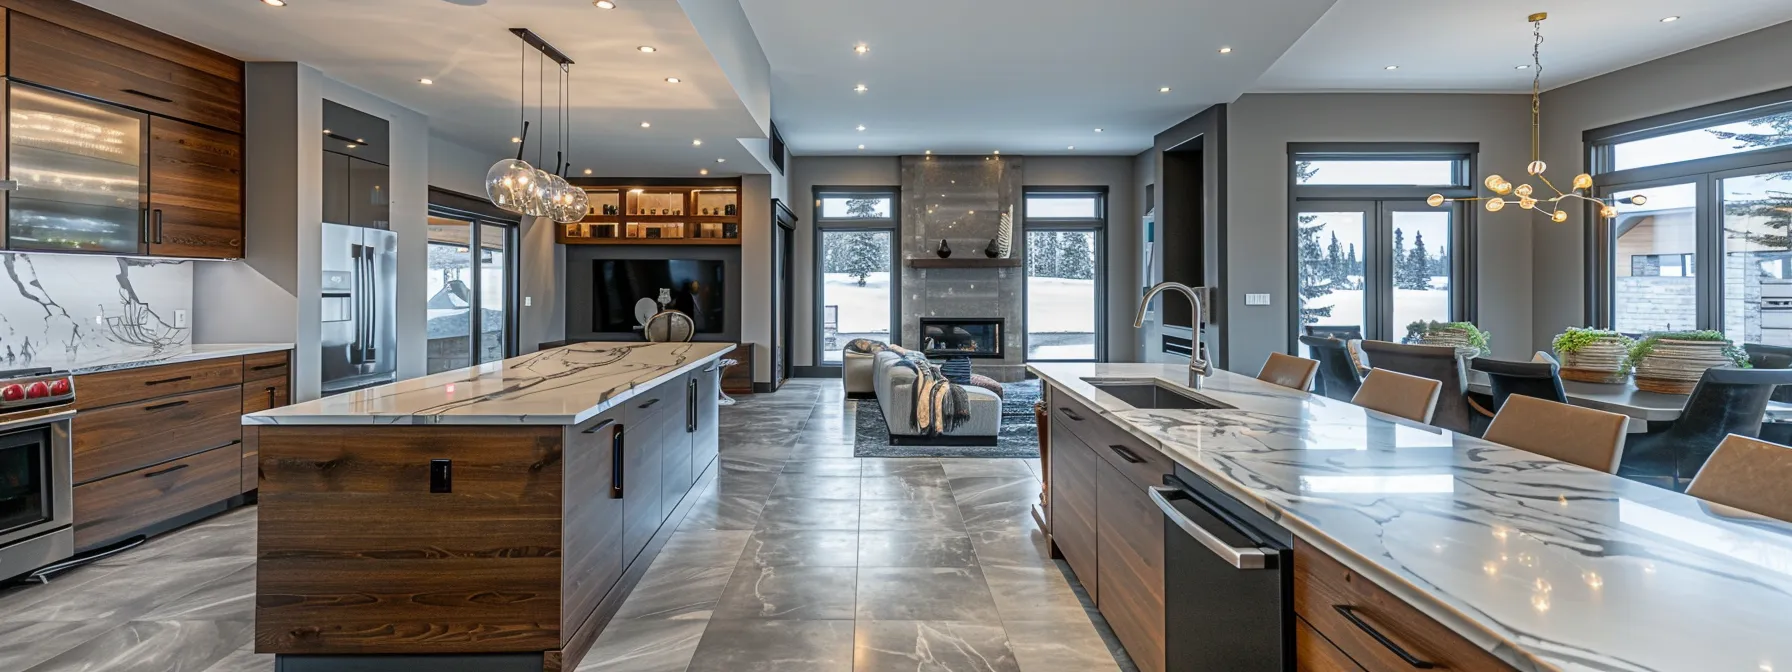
[1465,371,1792,433]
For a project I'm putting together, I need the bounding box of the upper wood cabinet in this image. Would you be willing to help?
[149,116,243,258]
[7,13,243,133]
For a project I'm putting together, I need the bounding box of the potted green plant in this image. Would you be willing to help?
[1552,328,1635,384]
[1625,330,1750,395]
[1403,321,1491,358]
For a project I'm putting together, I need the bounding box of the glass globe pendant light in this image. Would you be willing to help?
[486,38,537,214]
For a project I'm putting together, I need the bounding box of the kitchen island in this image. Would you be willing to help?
[1030,363,1792,672]
[245,341,733,672]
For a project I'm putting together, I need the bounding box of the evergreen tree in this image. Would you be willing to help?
[1392,228,1407,287]
[1296,214,1333,325]
[1715,113,1792,250]
[1434,250,1451,278]
[840,231,884,286]
[1402,232,1432,290]
[844,198,881,219]
[1028,231,1061,278]
[1345,243,1360,289]
[1325,232,1348,285]
[1056,232,1094,279]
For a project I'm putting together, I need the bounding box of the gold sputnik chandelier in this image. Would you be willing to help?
[1429,12,1645,221]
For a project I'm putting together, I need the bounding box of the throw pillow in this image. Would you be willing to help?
[940,357,973,384]
[967,373,1004,398]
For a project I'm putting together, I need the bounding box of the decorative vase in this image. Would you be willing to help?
[995,206,1014,258]
[1557,335,1630,384]
[1633,339,1739,395]
[983,239,1000,258]
[725,204,737,216]
[937,239,952,258]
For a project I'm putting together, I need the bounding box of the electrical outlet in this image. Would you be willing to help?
[174,309,188,328]
[524,296,533,307]
[1245,293,1271,306]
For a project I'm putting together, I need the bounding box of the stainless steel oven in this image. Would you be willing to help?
[0,409,74,583]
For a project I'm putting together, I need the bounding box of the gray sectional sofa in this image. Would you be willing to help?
[869,350,1001,445]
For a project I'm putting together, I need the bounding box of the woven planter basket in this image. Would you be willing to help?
[1632,339,1737,395]
[1557,337,1630,384]
[1414,327,1484,359]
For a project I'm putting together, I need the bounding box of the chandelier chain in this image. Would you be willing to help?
[1530,17,1544,164]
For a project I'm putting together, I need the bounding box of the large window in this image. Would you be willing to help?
[426,211,516,373]
[1589,92,1792,345]
[815,189,898,364]
[1289,147,1474,352]
[1024,191,1106,361]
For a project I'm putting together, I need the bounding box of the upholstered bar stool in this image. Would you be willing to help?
[1257,352,1320,392]
[1686,434,1792,523]
[1483,395,1629,473]
[1351,368,1442,425]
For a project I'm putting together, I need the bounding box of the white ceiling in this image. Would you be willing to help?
[738,0,1340,156]
[1256,0,1792,93]
[76,0,768,178]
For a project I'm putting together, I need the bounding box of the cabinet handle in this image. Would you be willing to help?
[610,425,625,499]
[267,386,278,408]
[637,398,659,410]
[122,88,175,103]
[1108,445,1146,464]
[1332,605,1437,669]
[687,379,697,433]
[1057,407,1084,422]
[153,209,164,244]
[250,363,284,371]
[582,418,615,434]
[141,208,151,244]
[145,375,192,386]
[144,399,190,412]
[143,463,190,478]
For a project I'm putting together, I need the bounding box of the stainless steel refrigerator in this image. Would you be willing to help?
[321,223,397,395]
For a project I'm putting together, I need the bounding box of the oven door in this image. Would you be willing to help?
[0,412,73,548]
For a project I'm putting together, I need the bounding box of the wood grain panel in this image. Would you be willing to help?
[72,385,241,484]
[7,13,243,132]
[722,344,753,395]
[560,415,624,646]
[1048,421,1100,603]
[241,375,290,414]
[1297,616,1367,672]
[1054,389,1175,492]
[0,0,242,82]
[1294,539,1517,672]
[1096,459,1165,672]
[149,116,243,258]
[75,356,243,410]
[241,427,258,495]
[244,350,290,382]
[255,425,566,655]
[73,443,238,548]
[622,405,666,564]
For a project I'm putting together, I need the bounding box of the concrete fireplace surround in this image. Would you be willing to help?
[898,155,1028,381]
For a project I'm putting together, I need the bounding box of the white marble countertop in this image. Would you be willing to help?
[70,343,294,375]
[245,342,734,426]
[1029,362,1792,672]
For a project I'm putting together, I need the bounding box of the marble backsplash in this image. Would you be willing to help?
[0,252,193,373]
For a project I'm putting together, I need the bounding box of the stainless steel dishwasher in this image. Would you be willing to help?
[1151,466,1294,671]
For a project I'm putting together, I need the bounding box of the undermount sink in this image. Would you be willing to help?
[1082,379,1226,410]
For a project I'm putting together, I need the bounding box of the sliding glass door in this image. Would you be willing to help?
[1294,204,1369,353]
[426,213,516,373]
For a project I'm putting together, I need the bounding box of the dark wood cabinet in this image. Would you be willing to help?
[322,151,351,225]
[723,343,754,395]
[349,154,389,229]
[74,356,242,411]
[694,362,721,471]
[1048,414,1101,603]
[1297,618,1368,672]
[561,408,626,640]
[72,442,239,549]
[72,384,241,484]
[7,12,243,133]
[1097,459,1166,672]
[148,116,243,258]
[621,395,667,563]
[661,375,694,522]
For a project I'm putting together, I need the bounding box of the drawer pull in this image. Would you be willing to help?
[267,386,278,408]
[145,375,193,386]
[582,418,615,434]
[144,400,190,412]
[250,363,285,371]
[1333,605,1437,669]
[122,88,175,103]
[637,398,660,410]
[611,425,625,499]
[1057,407,1084,422]
[143,463,190,478]
[1108,445,1146,464]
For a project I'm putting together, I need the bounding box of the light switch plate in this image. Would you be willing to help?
[524,296,533,307]
[1245,293,1271,306]
[174,309,189,328]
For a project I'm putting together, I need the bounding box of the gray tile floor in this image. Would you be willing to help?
[0,379,1128,672]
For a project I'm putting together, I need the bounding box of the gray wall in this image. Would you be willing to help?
[564,245,743,343]
[1223,93,1535,375]
[789,156,904,366]
[1533,20,1792,352]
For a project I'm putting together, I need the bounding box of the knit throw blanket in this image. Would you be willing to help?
[845,338,904,356]
[893,352,971,437]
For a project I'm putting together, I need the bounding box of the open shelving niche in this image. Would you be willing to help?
[558,184,742,245]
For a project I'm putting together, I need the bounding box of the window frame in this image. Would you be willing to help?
[426,189,521,366]
[1584,87,1792,334]
[812,186,901,366]
[1285,143,1479,354]
[1021,186,1108,363]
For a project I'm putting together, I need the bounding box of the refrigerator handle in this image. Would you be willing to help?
[365,245,379,362]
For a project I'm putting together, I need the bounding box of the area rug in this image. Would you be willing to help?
[853,379,1042,458]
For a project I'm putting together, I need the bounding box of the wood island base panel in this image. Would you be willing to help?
[247,342,731,671]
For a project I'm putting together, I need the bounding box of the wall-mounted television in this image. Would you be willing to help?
[594,259,726,333]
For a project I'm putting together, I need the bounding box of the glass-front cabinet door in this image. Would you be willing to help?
[7,83,147,254]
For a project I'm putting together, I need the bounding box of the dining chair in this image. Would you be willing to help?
[1359,340,1472,434]
[1468,357,1567,419]
[1257,352,1320,391]
[1304,325,1364,341]
[1686,434,1792,523]
[1618,367,1792,492]
[1352,368,1442,425]
[1484,395,1629,473]
[1743,343,1792,444]
[1298,335,1362,402]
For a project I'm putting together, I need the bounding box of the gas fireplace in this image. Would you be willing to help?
[919,318,1004,359]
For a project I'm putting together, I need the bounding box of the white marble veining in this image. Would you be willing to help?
[70,343,294,375]
[246,342,735,426]
[0,252,192,372]
[1030,362,1792,672]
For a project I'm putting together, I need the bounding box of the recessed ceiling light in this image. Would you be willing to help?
[637,46,657,53]
[418,78,433,85]
[1384,65,1399,70]
[854,84,868,93]
[692,139,703,146]
[1067,146,1075,150]
[700,168,709,175]
[858,144,866,150]
[854,44,870,55]
[356,138,365,143]
[511,136,521,143]
[640,122,651,128]
[1159,86,1171,93]
[665,77,681,83]
[593,0,615,8]
[1515,64,1531,70]
[1094,128,1103,133]
[1660,15,1680,22]
[323,129,331,134]
[716,158,726,163]
[261,0,286,6]
[583,168,593,175]
[345,144,357,149]
[1217,47,1232,54]
[856,124,866,131]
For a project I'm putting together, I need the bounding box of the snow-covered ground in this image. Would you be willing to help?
[1300,275,1451,341]
[819,272,1099,362]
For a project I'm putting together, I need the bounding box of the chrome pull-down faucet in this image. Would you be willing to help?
[1133,282,1214,389]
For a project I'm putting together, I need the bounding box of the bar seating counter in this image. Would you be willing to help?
[244,342,732,672]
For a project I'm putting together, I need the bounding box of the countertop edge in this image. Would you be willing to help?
[246,343,735,427]
[72,343,295,375]
[1029,366,1559,672]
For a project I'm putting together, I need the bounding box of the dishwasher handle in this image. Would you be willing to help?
[1149,485,1274,570]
